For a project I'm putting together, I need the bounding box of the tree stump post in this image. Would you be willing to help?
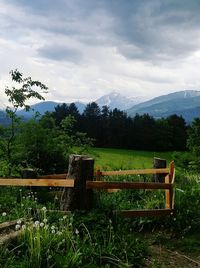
[153,157,167,182]
[60,155,94,211]
[21,168,37,179]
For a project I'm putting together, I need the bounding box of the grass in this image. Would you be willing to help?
[89,147,174,170]
[0,148,199,267]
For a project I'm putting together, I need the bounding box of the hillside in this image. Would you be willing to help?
[127,90,200,122]
[17,101,86,118]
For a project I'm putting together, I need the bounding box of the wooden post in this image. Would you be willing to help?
[153,157,167,182]
[21,168,37,192]
[60,155,94,211]
[165,161,175,209]
[96,168,102,181]
[21,168,37,179]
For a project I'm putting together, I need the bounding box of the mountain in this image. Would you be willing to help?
[17,101,86,118]
[126,90,200,122]
[0,110,9,126]
[95,91,142,110]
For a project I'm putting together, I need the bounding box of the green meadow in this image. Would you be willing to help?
[89,147,174,170]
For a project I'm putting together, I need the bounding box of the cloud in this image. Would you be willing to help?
[1,0,200,106]
[38,45,82,63]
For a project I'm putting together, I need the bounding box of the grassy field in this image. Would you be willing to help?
[89,147,174,170]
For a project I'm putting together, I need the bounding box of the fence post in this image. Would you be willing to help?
[21,168,37,192]
[153,157,166,182]
[60,155,94,211]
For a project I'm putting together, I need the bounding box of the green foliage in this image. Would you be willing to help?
[16,117,68,174]
[0,208,148,268]
[171,172,200,234]
[55,101,188,151]
[187,118,200,155]
[172,151,193,170]
[0,70,48,175]
[185,118,200,171]
[5,69,47,112]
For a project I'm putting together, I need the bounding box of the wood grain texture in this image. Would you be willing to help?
[0,179,74,187]
[86,181,171,190]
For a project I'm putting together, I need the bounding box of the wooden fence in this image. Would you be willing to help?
[0,156,175,217]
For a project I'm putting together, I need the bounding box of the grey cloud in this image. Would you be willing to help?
[5,0,200,63]
[38,45,82,63]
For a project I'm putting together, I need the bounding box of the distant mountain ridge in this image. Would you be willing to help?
[126,90,200,122]
[16,92,143,118]
[1,90,200,125]
[17,101,86,118]
[95,91,142,110]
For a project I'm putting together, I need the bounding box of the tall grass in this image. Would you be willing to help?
[90,147,174,170]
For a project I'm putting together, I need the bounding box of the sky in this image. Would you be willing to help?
[1,0,200,107]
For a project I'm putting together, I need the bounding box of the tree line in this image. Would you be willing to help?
[48,102,188,151]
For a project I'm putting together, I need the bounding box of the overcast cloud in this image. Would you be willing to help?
[1,0,200,106]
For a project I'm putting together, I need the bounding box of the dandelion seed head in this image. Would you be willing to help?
[75,228,79,235]
[34,221,40,227]
[15,224,21,230]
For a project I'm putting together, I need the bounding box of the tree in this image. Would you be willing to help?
[132,114,156,150]
[82,102,101,146]
[0,69,48,175]
[187,118,200,156]
[167,114,187,150]
[53,103,69,126]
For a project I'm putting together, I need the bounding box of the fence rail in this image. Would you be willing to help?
[0,178,74,187]
[86,181,172,190]
[95,168,169,177]
[0,157,175,217]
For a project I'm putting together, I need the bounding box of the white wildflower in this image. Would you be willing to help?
[34,221,40,227]
[51,225,55,230]
[63,215,67,220]
[22,225,26,230]
[15,224,21,231]
[51,229,55,234]
[41,206,47,211]
[40,222,44,227]
[2,212,6,216]
[75,228,79,235]
[17,219,22,225]
[43,218,48,223]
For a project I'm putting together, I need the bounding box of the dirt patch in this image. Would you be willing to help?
[146,245,200,267]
